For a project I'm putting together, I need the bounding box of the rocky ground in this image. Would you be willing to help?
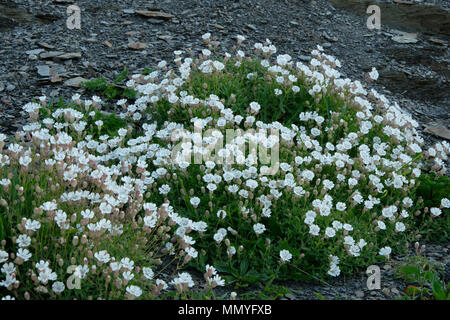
[0,0,449,299]
[280,241,450,300]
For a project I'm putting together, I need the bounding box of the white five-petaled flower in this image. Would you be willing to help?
[379,246,392,257]
[126,285,142,298]
[280,250,292,262]
[253,223,266,235]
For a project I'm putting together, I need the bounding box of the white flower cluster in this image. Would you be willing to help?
[1,35,448,299]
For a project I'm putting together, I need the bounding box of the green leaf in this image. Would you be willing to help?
[240,259,249,275]
[114,69,128,83]
[314,292,326,300]
[431,278,446,300]
[399,265,421,277]
[405,285,422,297]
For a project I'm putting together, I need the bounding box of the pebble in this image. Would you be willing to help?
[55,52,82,60]
[382,288,391,296]
[148,19,164,24]
[298,55,310,62]
[25,49,45,55]
[6,84,15,91]
[49,89,60,97]
[355,290,365,298]
[64,77,88,88]
[40,51,64,59]
[37,65,51,77]
[285,293,296,300]
[0,82,4,92]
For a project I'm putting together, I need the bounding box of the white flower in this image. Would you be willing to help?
[441,198,450,208]
[400,210,409,218]
[120,257,135,270]
[332,221,343,230]
[349,244,361,257]
[344,236,355,246]
[336,202,346,211]
[81,209,95,219]
[382,206,397,219]
[123,271,134,281]
[99,202,112,215]
[276,54,292,66]
[253,223,266,235]
[190,197,200,207]
[208,274,225,287]
[171,272,195,288]
[343,224,353,231]
[156,279,168,290]
[213,228,227,243]
[309,224,320,236]
[142,267,154,281]
[126,285,142,298]
[379,246,392,257]
[1,262,15,275]
[377,221,386,230]
[217,210,227,220]
[368,67,379,81]
[24,219,40,232]
[40,201,57,211]
[395,222,406,232]
[185,247,198,258]
[328,263,340,277]
[280,250,292,262]
[325,227,336,238]
[16,248,32,262]
[16,235,31,248]
[249,101,261,113]
[158,184,171,195]
[36,260,49,271]
[430,207,442,217]
[205,265,217,276]
[52,281,65,294]
[94,250,111,263]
